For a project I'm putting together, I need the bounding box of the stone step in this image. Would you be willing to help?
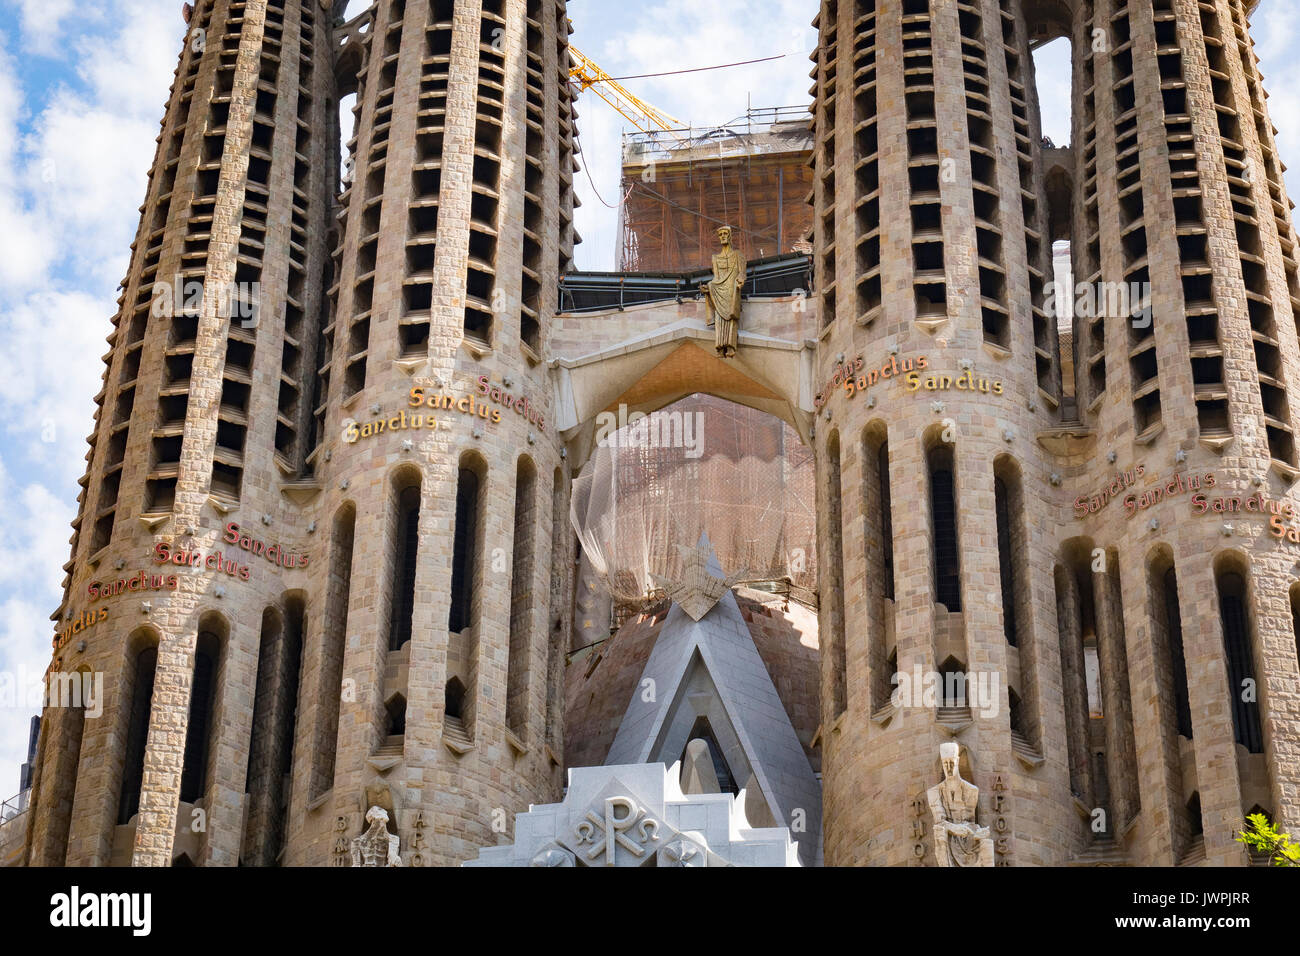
[1010,730,1041,757]
[1178,835,1206,867]
[443,715,473,750]
[1067,837,1132,866]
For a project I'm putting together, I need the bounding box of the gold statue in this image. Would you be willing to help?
[702,226,745,358]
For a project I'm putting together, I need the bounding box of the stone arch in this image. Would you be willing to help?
[550,318,815,473]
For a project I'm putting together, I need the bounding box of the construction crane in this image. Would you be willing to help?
[568,44,689,141]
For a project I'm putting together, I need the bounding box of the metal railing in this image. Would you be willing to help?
[0,790,29,824]
[558,252,811,314]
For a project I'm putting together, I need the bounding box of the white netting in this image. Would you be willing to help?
[571,394,817,605]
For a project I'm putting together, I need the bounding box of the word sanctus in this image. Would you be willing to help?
[153,542,251,580]
[87,570,179,602]
[54,607,109,651]
[473,375,546,430]
[1074,465,1147,519]
[344,408,443,443]
[849,354,931,399]
[814,356,865,409]
[904,365,1003,395]
[223,521,309,569]
[1122,471,1216,518]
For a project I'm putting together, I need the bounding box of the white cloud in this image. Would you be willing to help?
[571,0,815,270]
[0,1,181,798]
[11,0,80,57]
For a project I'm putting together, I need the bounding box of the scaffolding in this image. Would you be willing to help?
[571,394,818,614]
[617,106,815,273]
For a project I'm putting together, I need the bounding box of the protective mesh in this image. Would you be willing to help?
[571,394,817,605]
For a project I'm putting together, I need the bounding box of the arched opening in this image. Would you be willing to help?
[862,421,894,712]
[384,692,407,739]
[996,455,1039,751]
[1151,555,1193,740]
[1054,563,1090,802]
[825,429,847,717]
[445,677,466,721]
[387,471,422,652]
[312,502,355,800]
[1215,562,1263,754]
[937,655,969,709]
[993,463,1024,647]
[180,622,224,805]
[679,716,738,796]
[926,442,961,612]
[507,456,538,739]
[1290,583,1300,677]
[244,594,305,867]
[545,466,568,751]
[117,637,159,825]
[1187,792,1204,837]
[32,667,91,865]
[449,456,484,634]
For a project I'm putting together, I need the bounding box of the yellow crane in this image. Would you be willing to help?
[568,44,688,140]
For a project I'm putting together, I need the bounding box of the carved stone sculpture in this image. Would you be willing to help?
[701,225,746,358]
[350,805,402,867]
[926,742,994,867]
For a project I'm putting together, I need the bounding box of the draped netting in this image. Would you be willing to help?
[570,394,817,605]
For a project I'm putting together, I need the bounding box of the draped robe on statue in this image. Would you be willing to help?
[704,243,745,357]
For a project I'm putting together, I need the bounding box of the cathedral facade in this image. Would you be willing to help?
[10,0,1300,867]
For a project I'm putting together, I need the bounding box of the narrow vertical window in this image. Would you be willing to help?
[877,439,895,600]
[388,483,421,650]
[864,424,894,711]
[245,597,305,866]
[180,630,221,804]
[312,503,354,799]
[928,444,961,610]
[1290,584,1300,677]
[118,645,158,824]
[994,477,1017,645]
[450,465,481,633]
[1217,569,1263,753]
[825,432,847,715]
[507,458,537,737]
[1163,567,1193,738]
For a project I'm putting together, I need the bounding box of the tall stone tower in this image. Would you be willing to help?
[812,0,1300,866]
[24,0,576,867]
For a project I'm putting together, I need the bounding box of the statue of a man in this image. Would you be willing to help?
[350,806,402,867]
[926,742,994,867]
[702,226,745,358]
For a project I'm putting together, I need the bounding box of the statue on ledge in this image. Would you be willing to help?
[702,225,746,358]
[927,742,994,867]
[350,806,402,867]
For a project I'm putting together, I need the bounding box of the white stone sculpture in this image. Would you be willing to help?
[926,742,994,867]
[350,806,402,867]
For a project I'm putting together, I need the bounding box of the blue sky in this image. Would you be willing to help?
[2,0,1300,796]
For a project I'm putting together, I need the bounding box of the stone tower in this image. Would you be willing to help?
[812,0,1300,866]
[24,0,576,867]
